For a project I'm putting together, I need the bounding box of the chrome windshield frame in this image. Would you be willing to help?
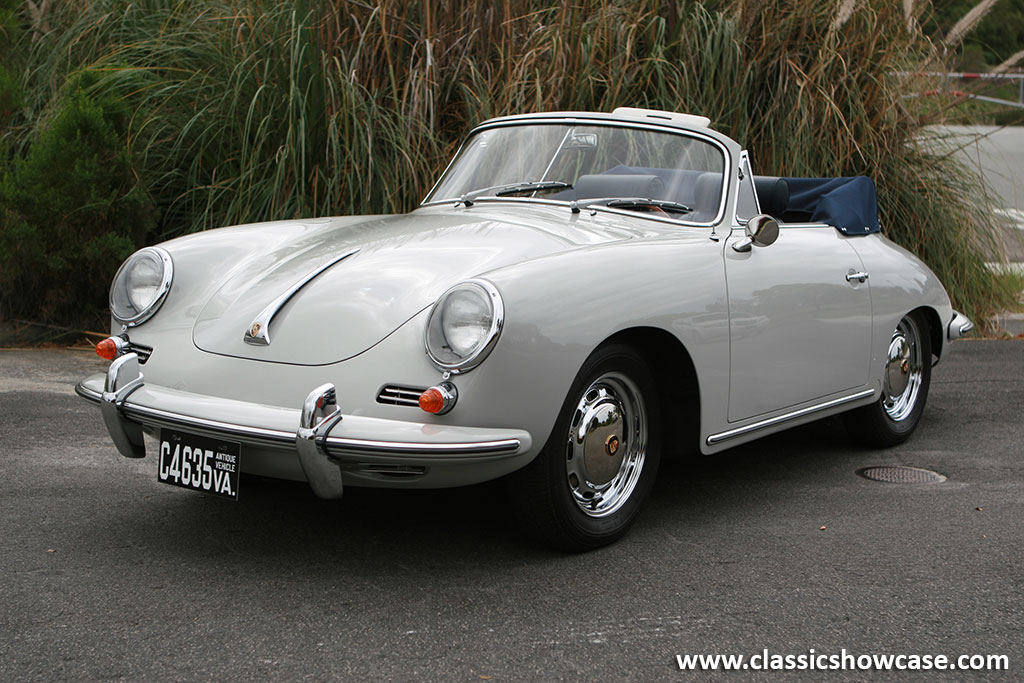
[420,116,734,229]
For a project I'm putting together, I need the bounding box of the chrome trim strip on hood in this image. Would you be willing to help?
[244,248,359,346]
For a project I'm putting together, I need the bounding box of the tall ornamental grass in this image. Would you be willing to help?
[1,0,1018,328]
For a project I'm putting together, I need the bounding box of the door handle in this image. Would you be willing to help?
[845,271,869,283]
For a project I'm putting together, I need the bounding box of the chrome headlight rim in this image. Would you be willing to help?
[424,279,504,374]
[109,247,173,327]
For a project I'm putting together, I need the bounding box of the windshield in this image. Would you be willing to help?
[425,123,727,223]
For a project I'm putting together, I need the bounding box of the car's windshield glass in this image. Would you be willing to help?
[425,123,727,223]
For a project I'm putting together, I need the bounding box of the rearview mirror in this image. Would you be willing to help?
[732,214,779,252]
[564,133,598,150]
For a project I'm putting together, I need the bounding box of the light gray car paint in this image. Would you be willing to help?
[192,210,647,364]
[86,110,958,489]
[724,226,873,422]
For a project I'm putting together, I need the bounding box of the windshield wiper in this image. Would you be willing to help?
[457,181,572,207]
[571,197,693,215]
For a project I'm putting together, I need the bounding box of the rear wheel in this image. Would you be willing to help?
[508,344,661,551]
[843,311,931,447]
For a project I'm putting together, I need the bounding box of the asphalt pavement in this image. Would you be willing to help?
[1,343,1022,681]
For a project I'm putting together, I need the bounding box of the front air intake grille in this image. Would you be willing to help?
[355,464,427,478]
[376,384,428,407]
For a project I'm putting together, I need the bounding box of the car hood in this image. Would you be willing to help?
[192,207,639,365]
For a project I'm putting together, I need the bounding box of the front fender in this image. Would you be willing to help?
[471,228,731,454]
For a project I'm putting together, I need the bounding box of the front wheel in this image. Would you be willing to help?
[507,344,661,551]
[843,311,932,447]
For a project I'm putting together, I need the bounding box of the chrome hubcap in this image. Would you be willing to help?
[565,372,647,518]
[882,317,923,422]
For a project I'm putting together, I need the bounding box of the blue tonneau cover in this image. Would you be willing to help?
[780,176,880,235]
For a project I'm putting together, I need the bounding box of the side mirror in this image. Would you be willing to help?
[732,214,780,252]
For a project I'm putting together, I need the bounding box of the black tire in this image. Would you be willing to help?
[507,343,661,552]
[843,311,932,448]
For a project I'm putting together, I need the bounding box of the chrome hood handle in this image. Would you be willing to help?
[244,248,359,346]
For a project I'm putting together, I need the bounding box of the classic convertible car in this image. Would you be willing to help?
[77,107,972,550]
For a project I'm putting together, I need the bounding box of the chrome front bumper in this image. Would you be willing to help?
[76,353,533,497]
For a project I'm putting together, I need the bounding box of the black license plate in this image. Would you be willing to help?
[158,428,240,500]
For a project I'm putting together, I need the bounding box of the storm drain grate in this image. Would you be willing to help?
[856,465,947,484]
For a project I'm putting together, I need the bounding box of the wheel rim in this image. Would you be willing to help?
[564,371,648,518]
[882,316,924,422]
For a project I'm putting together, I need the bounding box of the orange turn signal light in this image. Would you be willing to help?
[418,383,457,415]
[418,388,446,414]
[96,337,121,360]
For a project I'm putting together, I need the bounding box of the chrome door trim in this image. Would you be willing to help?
[707,388,876,445]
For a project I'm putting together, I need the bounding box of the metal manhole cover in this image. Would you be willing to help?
[856,465,947,484]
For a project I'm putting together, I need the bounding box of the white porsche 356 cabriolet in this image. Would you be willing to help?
[77,107,972,550]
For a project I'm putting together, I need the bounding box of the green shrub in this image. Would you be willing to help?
[0,89,154,326]
[0,65,19,130]
[0,0,22,124]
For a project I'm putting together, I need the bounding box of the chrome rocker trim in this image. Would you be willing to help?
[77,353,530,498]
[706,388,876,446]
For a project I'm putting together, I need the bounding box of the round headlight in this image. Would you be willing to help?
[425,280,504,373]
[110,247,173,326]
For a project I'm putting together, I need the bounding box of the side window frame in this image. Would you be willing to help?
[735,151,761,224]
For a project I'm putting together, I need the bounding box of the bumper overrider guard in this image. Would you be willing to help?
[76,352,531,498]
[297,384,345,499]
